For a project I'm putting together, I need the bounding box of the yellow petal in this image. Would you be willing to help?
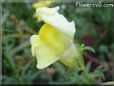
[39,23,67,54]
[30,35,42,57]
[34,43,60,69]
[32,0,53,8]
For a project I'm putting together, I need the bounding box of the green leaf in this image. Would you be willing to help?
[84,61,92,74]
[99,45,108,53]
[83,46,95,53]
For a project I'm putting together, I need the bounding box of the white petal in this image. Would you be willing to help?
[36,6,76,40]
[59,42,85,70]
[34,43,60,69]
[37,6,59,15]
[59,43,77,67]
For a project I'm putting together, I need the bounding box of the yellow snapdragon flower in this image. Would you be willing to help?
[32,0,53,22]
[30,6,84,70]
[32,0,53,8]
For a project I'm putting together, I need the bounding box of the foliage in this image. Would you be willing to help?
[2,1,114,85]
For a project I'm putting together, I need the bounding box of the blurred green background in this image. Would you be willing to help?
[1,0,114,85]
